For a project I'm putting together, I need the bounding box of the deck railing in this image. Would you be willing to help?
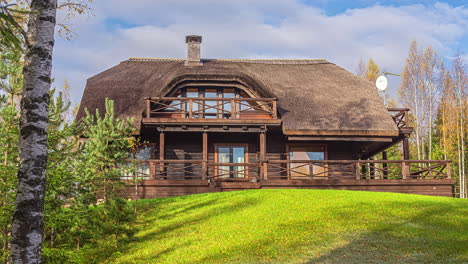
[124,159,451,181]
[145,97,278,119]
[206,163,262,180]
[388,108,409,128]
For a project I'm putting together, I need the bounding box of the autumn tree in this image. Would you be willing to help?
[439,52,467,198]
[399,41,443,161]
[365,58,381,83]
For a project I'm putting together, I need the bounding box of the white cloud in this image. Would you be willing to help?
[51,1,468,104]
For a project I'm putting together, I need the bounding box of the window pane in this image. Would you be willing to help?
[204,88,218,117]
[186,88,198,97]
[232,147,245,178]
[218,147,230,178]
[186,88,199,117]
[223,88,235,118]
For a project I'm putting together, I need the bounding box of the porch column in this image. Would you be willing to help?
[159,132,165,160]
[202,132,208,179]
[260,132,266,180]
[159,132,165,179]
[403,136,410,160]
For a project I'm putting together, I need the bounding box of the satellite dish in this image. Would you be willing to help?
[376,75,388,91]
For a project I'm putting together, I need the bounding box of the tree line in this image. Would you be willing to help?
[358,41,467,198]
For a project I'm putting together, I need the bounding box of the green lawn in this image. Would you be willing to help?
[103,189,467,264]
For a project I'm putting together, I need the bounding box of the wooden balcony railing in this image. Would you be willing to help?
[388,108,409,128]
[123,159,451,181]
[145,97,278,120]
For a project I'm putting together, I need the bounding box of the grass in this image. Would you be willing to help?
[102,189,467,264]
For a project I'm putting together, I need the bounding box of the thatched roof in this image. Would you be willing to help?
[77,58,398,136]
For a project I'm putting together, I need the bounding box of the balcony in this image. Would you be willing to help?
[143,97,280,126]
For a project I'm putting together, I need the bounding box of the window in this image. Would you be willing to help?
[288,145,327,179]
[120,146,153,180]
[215,144,248,178]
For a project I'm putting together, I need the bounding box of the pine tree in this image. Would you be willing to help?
[78,98,135,204]
[0,95,19,262]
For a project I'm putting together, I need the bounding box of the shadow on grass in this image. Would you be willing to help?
[116,193,262,263]
[193,198,467,264]
[304,200,468,264]
[107,192,467,264]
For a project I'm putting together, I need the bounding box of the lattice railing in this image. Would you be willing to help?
[122,160,451,181]
[388,108,410,128]
[145,97,278,119]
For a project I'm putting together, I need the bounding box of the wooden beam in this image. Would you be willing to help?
[149,97,276,101]
[287,136,393,142]
[154,126,268,133]
[202,132,208,179]
[143,118,281,125]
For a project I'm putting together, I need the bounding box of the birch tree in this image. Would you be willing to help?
[9,0,58,263]
[421,46,443,160]
[399,41,443,161]
[451,53,467,198]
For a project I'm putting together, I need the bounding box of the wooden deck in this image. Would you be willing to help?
[122,159,453,198]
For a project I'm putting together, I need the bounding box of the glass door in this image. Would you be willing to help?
[216,145,247,178]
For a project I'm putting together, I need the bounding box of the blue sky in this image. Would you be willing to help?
[52,0,468,104]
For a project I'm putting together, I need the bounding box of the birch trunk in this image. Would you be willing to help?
[10,0,57,263]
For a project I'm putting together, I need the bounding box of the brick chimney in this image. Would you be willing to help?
[185,35,202,66]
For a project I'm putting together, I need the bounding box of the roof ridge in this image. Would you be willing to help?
[125,57,329,65]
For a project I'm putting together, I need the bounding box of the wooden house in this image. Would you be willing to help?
[77,35,453,198]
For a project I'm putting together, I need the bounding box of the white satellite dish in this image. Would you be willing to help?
[376,75,388,91]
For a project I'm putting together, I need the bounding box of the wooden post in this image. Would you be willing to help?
[146,98,150,118]
[382,151,388,179]
[272,100,278,119]
[401,161,407,179]
[231,99,235,119]
[150,161,156,180]
[369,158,375,179]
[202,132,208,179]
[188,98,193,118]
[259,132,266,180]
[403,137,410,160]
[355,161,361,180]
[446,162,451,179]
[404,109,408,127]
[159,132,165,179]
[263,162,268,180]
